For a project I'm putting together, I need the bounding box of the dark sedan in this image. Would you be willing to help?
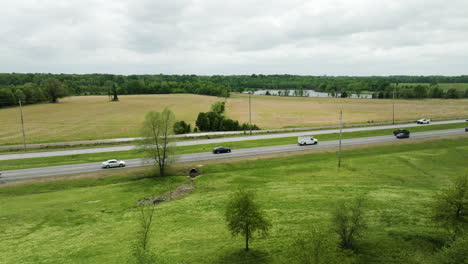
[213,146,231,154]
[396,132,410,139]
[393,129,410,136]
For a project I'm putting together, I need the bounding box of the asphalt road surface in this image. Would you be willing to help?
[1,119,466,161]
[1,128,466,182]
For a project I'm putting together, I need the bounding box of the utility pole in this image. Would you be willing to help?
[338,110,343,168]
[392,86,395,125]
[249,92,252,135]
[19,99,27,152]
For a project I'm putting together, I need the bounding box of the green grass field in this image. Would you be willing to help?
[1,94,467,145]
[1,122,466,171]
[1,137,467,263]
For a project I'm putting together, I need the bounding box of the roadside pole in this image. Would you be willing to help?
[392,86,395,125]
[19,99,27,152]
[338,110,343,168]
[249,92,252,135]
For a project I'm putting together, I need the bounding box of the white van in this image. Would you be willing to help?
[298,136,318,146]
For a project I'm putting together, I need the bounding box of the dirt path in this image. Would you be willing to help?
[139,181,195,206]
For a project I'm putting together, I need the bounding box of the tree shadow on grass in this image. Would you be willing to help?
[215,248,271,264]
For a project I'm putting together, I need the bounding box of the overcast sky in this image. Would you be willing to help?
[1,0,468,75]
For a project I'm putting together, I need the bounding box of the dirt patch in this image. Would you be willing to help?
[139,182,195,206]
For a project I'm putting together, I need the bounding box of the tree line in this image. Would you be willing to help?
[0,79,68,107]
[1,73,468,108]
[371,84,468,99]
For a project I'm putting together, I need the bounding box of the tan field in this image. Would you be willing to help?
[0,94,467,144]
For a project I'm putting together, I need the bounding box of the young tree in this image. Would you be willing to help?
[130,205,157,264]
[331,196,367,250]
[211,101,225,114]
[0,88,16,107]
[43,78,67,103]
[225,189,271,251]
[431,175,468,240]
[173,120,190,134]
[139,108,176,177]
[195,112,209,131]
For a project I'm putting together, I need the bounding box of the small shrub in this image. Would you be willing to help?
[331,196,367,250]
[431,175,468,240]
[289,227,355,264]
[434,235,468,264]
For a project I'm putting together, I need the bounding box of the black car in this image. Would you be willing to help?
[213,146,231,154]
[396,132,410,139]
[393,129,410,136]
[465,127,468,132]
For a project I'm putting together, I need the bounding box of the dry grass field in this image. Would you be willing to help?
[228,94,468,127]
[0,94,467,144]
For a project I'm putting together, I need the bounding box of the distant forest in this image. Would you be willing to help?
[1,73,467,107]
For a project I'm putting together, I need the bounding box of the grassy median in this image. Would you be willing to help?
[1,122,466,171]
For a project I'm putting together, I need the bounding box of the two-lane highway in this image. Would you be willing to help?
[1,128,466,182]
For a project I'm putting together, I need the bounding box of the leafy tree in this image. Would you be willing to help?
[43,78,67,103]
[434,235,468,264]
[20,83,47,103]
[413,85,428,98]
[138,108,176,177]
[173,120,191,134]
[195,112,210,131]
[445,88,459,99]
[225,189,271,251]
[211,101,225,114]
[429,86,444,98]
[0,88,16,107]
[331,196,367,250]
[431,175,468,240]
[14,89,26,102]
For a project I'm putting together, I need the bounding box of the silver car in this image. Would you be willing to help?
[101,159,126,169]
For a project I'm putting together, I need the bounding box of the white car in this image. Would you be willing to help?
[101,159,126,168]
[298,136,318,146]
[416,118,430,124]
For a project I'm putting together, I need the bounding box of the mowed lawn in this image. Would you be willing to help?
[1,138,467,263]
[1,94,467,144]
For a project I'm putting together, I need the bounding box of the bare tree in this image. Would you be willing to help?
[139,108,176,177]
[130,205,157,264]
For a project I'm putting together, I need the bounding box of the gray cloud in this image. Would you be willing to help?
[0,0,467,75]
